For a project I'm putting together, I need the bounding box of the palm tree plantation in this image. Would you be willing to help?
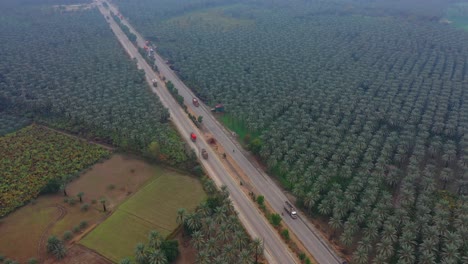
[1,0,468,263]
[112,0,468,263]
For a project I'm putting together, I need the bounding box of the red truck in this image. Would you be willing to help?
[192,98,199,107]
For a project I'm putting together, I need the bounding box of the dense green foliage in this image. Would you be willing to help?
[123,231,178,264]
[181,179,263,264]
[0,0,189,165]
[0,125,109,217]
[0,113,30,136]
[113,0,468,262]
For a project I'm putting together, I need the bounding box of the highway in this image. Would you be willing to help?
[96,2,297,264]
[99,1,343,263]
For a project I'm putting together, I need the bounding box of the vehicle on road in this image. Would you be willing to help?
[190,132,197,142]
[152,79,158,87]
[192,97,199,107]
[201,149,208,159]
[284,201,298,219]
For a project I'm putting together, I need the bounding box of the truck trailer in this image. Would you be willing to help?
[284,201,297,219]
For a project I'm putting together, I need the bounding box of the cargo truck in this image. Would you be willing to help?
[284,201,297,219]
[201,149,208,159]
[192,98,199,107]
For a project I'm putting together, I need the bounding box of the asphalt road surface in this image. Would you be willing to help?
[98,1,343,263]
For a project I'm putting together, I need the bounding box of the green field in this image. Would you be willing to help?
[81,172,206,262]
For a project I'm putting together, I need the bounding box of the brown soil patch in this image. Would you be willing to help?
[174,230,197,264]
[66,154,156,210]
[44,244,111,264]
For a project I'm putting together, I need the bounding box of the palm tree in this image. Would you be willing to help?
[176,208,186,236]
[134,243,147,264]
[147,249,168,264]
[418,250,435,264]
[252,237,263,264]
[218,223,230,242]
[191,231,205,251]
[196,250,209,264]
[352,245,368,264]
[46,235,67,260]
[185,213,201,232]
[99,198,107,212]
[206,237,220,256]
[119,258,132,264]
[203,179,216,196]
[60,182,67,197]
[77,192,84,203]
[148,230,162,249]
[328,216,342,238]
[397,243,415,263]
[234,230,247,251]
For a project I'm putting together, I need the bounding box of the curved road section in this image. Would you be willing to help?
[98,1,343,263]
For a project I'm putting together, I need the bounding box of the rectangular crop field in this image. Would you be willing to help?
[81,172,206,262]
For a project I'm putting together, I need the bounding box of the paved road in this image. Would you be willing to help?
[96,2,297,263]
[99,1,343,263]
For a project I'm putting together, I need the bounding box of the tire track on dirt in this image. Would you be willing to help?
[37,204,67,263]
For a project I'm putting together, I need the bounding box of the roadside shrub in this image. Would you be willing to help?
[256,195,265,206]
[68,197,77,206]
[81,203,90,212]
[63,198,69,204]
[79,220,88,229]
[107,184,115,190]
[299,252,306,261]
[269,213,282,227]
[62,231,73,241]
[281,229,290,241]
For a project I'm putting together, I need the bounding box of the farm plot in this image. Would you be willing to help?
[0,154,160,263]
[81,173,206,262]
[0,125,110,217]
